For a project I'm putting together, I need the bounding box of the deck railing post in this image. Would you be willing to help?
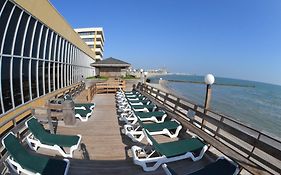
[214,116,224,138]
[62,100,76,126]
[247,133,261,159]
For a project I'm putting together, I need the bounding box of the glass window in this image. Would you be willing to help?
[12,57,22,106]
[60,39,64,62]
[31,59,37,99]
[23,17,35,57]
[55,36,59,61]
[63,64,67,87]
[49,62,54,92]
[22,59,30,102]
[38,60,43,96]
[3,6,21,54]
[1,57,12,111]
[32,22,42,57]
[78,31,95,36]
[0,0,7,12]
[14,12,28,56]
[45,30,51,60]
[60,64,64,88]
[82,38,94,42]
[61,41,68,63]
[68,65,71,85]
[0,1,13,50]
[44,61,49,93]
[39,26,47,59]
[54,63,58,89]
[50,33,56,60]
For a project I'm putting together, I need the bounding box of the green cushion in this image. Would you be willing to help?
[3,134,67,175]
[75,103,95,109]
[142,121,179,132]
[127,95,145,100]
[145,130,205,158]
[135,111,165,119]
[27,118,80,147]
[75,109,92,117]
[129,100,150,104]
[190,158,237,175]
[132,105,156,110]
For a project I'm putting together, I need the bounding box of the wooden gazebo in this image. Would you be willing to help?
[91,57,131,77]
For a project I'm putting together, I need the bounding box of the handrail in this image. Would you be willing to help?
[137,83,281,175]
[95,80,126,94]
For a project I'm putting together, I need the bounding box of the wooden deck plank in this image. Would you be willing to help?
[51,93,212,175]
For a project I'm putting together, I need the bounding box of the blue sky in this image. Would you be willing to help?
[50,0,281,85]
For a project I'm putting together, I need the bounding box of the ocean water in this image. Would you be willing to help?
[150,74,281,137]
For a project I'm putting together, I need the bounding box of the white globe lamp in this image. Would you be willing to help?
[204,74,215,85]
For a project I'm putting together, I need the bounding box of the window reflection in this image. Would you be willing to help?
[13,57,22,106]
[1,57,12,111]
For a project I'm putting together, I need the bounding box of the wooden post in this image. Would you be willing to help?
[202,84,212,127]
[63,100,76,126]
[204,84,212,111]
[46,108,54,134]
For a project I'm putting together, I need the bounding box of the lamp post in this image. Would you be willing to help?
[144,71,148,84]
[140,69,143,83]
[204,74,215,112]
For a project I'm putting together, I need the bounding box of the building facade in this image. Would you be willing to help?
[0,0,95,116]
[74,27,105,60]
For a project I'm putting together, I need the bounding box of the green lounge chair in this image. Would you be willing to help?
[127,95,147,101]
[75,108,92,122]
[131,129,208,171]
[2,132,69,175]
[64,95,95,111]
[124,119,182,142]
[119,111,167,125]
[74,103,95,111]
[129,100,151,106]
[134,111,167,123]
[125,93,142,98]
[162,157,239,175]
[132,104,157,112]
[25,117,81,158]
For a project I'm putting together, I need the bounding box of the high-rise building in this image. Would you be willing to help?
[74,27,105,61]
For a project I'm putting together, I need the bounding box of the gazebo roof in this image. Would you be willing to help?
[91,57,131,68]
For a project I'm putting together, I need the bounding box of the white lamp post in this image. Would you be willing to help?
[140,69,144,83]
[204,74,215,111]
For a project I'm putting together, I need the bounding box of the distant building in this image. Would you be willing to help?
[91,57,131,77]
[74,27,105,61]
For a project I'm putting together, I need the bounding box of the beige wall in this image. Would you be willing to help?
[98,67,122,77]
[14,0,96,60]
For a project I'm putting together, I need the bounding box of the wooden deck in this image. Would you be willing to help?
[42,93,213,175]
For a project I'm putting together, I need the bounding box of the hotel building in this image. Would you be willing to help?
[0,0,96,121]
[74,27,105,60]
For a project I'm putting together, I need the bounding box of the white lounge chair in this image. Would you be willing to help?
[124,119,182,142]
[25,117,82,158]
[131,129,208,171]
[2,132,70,175]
